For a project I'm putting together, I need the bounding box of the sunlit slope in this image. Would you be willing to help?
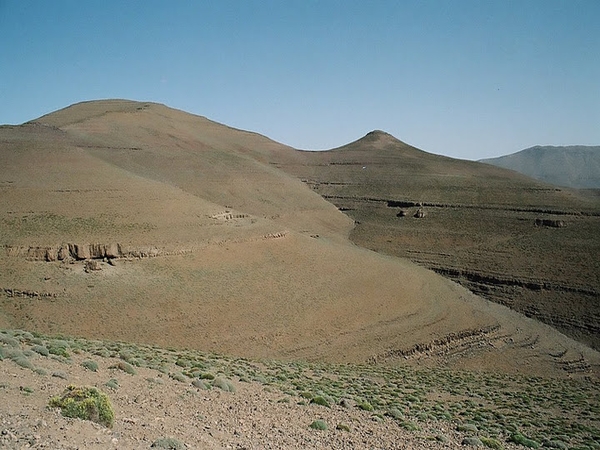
[33,100,350,241]
[0,122,278,253]
[273,130,600,350]
[1,100,598,378]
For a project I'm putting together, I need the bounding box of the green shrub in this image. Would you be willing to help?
[357,400,374,412]
[311,396,331,408]
[14,356,34,370]
[481,436,503,449]
[462,436,483,446]
[48,345,69,358]
[81,360,99,372]
[169,372,188,383]
[309,420,328,430]
[458,423,479,433]
[104,379,119,390]
[192,379,211,390]
[509,433,540,448]
[150,437,185,449]
[400,420,420,431]
[0,334,19,347]
[540,440,568,449]
[3,348,23,360]
[49,385,114,428]
[31,345,49,356]
[336,423,351,432]
[115,361,136,375]
[52,371,68,380]
[386,407,404,419]
[212,377,236,392]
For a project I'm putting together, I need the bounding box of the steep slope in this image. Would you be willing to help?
[273,131,600,351]
[1,101,598,378]
[480,145,600,189]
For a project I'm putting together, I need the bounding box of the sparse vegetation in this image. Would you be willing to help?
[509,433,540,448]
[1,329,599,448]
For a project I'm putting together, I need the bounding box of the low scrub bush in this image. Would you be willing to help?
[81,360,99,372]
[336,423,351,432]
[0,334,19,347]
[212,377,235,392]
[309,420,328,430]
[31,345,49,356]
[509,433,540,448]
[357,400,374,411]
[480,436,503,449]
[49,385,114,428]
[311,396,331,408]
[115,361,136,375]
[169,372,188,383]
[104,379,119,390]
[14,356,34,370]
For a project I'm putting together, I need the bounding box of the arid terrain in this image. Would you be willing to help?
[1,100,599,448]
[2,329,599,449]
[271,131,600,352]
[481,145,600,189]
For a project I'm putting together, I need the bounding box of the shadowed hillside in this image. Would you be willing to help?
[1,101,599,379]
[480,145,600,189]
[272,131,600,351]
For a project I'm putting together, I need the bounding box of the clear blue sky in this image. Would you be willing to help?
[1,1,598,159]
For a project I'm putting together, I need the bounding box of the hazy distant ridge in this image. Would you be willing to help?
[480,145,600,189]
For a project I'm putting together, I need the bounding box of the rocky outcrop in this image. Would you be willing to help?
[2,287,59,299]
[4,243,191,261]
[368,325,501,363]
[5,243,122,261]
[535,218,565,228]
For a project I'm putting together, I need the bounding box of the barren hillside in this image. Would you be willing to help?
[1,100,599,380]
[271,130,600,351]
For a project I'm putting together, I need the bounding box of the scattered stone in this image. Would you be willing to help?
[84,260,102,272]
[414,208,426,218]
[535,218,565,228]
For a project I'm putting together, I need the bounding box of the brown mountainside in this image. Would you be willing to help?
[272,130,600,351]
[1,100,598,379]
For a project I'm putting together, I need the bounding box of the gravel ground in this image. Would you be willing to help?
[0,343,527,450]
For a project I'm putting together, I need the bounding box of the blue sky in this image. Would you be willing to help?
[1,1,598,159]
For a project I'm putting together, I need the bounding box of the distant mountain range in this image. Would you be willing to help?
[480,145,600,189]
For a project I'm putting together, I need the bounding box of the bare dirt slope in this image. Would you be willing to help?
[1,100,599,380]
[272,130,600,351]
